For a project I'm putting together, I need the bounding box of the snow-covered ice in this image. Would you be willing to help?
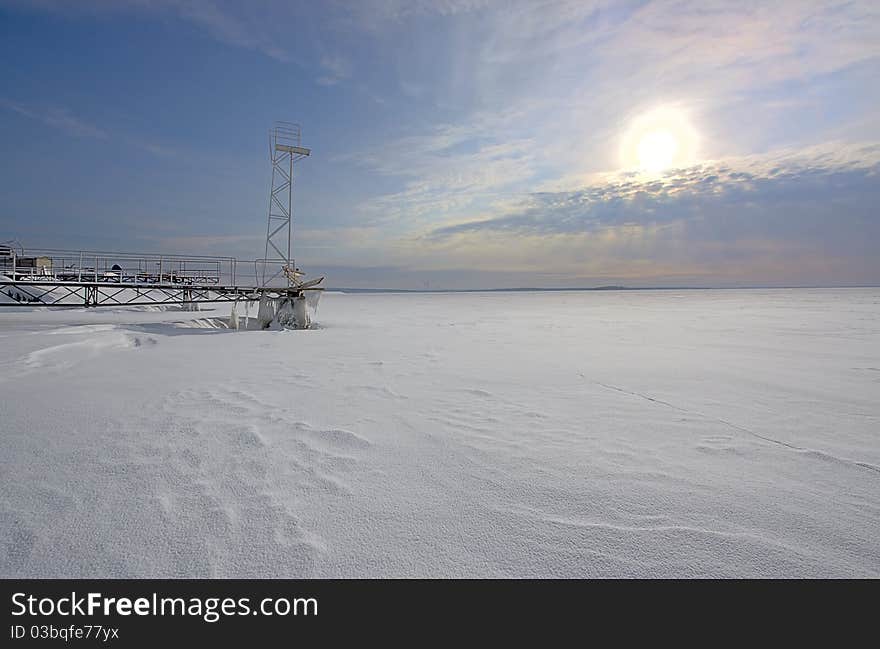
[1,288,878,577]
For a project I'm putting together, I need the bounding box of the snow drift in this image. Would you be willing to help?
[0,288,878,577]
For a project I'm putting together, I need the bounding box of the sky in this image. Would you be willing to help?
[0,0,878,289]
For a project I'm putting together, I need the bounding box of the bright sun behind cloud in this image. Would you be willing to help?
[620,106,699,173]
[637,130,679,171]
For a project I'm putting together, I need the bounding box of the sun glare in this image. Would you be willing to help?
[620,106,698,173]
[637,130,679,172]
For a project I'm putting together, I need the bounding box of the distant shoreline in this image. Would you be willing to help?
[326,285,880,294]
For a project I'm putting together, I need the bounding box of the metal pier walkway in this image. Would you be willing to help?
[0,246,322,308]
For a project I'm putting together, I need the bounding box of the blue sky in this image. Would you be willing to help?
[0,0,878,288]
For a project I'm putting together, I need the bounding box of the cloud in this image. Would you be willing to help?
[0,0,296,62]
[171,0,295,63]
[348,0,880,225]
[389,143,880,284]
[342,103,548,226]
[428,143,880,237]
[316,55,352,86]
[336,0,492,30]
[131,140,177,157]
[0,99,178,158]
[0,99,108,138]
[3,0,878,287]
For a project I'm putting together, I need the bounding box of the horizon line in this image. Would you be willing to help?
[324,284,880,293]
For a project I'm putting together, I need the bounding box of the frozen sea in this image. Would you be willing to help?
[1,288,878,577]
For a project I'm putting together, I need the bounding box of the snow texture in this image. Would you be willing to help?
[0,288,878,577]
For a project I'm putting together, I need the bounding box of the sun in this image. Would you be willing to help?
[620,106,698,173]
[637,130,679,172]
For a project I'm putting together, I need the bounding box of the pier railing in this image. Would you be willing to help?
[0,245,322,307]
[0,247,238,286]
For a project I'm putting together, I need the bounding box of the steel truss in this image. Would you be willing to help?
[262,122,310,287]
[0,279,321,308]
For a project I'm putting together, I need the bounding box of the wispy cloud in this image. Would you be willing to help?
[1,98,178,157]
[0,99,108,138]
[172,0,293,63]
[0,0,297,62]
[131,140,177,157]
[316,54,352,86]
[342,103,548,226]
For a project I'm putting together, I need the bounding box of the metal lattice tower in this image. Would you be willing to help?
[262,122,311,287]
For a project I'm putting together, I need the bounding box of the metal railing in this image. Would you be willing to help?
[0,247,238,287]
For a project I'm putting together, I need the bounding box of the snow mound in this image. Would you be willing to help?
[20,326,157,371]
